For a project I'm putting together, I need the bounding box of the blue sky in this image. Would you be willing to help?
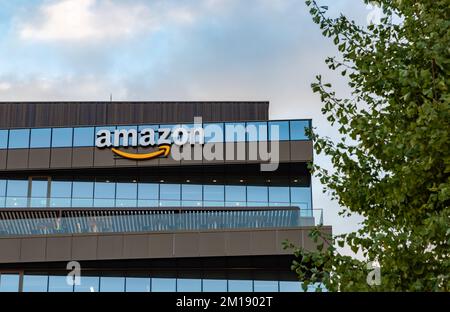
[0,0,374,255]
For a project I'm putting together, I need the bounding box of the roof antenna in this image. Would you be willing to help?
[110,93,113,102]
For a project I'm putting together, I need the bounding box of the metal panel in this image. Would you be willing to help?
[28,149,50,169]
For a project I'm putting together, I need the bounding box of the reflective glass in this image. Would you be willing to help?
[269,187,290,203]
[6,180,28,197]
[225,185,246,202]
[202,279,227,292]
[160,184,180,200]
[8,129,30,148]
[182,184,202,201]
[225,123,246,142]
[290,187,311,209]
[100,277,125,292]
[177,278,201,292]
[268,121,289,141]
[138,182,159,199]
[290,120,310,140]
[116,182,137,199]
[0,274,20,292]
[228,280,253,292]
[279,281,301,292]
[74,276,99,292]
[246,122,268,141]
[31,179,48,197]
[254,280,279,292]
[0,179,6,197]
[247,186,268,202]
[73,127,94,147]
[23,275,48,292]
[115,125,138,147]
[51,181,72,198]
[72,181,94,198]
[125,277,151,292]
[52,128,73,147]
[204,123,224,143]
[0,130,8,149]
[94,180,115,198]
[48,275,74,292]
[30,128,51,148]
[152,278,176,292]
[203,185,224,201]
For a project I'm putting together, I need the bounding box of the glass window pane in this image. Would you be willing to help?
[202,279,227,292]
[100,277,125,292]
[254,280,279,292]
[290,187,311,209]
[125,277,150,292]
[138,182,159,199]
[0,130,8,149]
[177,278,201,292]
[269,187,290,203]
[94,179,115,199]
[228,280,253,292]
[31,179,48,197]
[6,179,28,197]
[279,281,301,292]
[30,128,51,148]
[247,186,268,202]
[290,120,310,140]
[182,184,202,201]
[152,278,176,292]
[116,182,137,199]
[268,121,289,141]
[203,185,224,201]
[0,274,20,292]
[204,123,224,143]
[0,179,6,197]
[8,129,30,148]
[246,122,268,141]
[52,128,73,147]
[72,181,94,198]
[225,185,246,202]
[160,184,180,200]
[115,125,138,147]
[48,275,74,292]
[23,275,48,292]
[51,181,72,198]
[74,276,99,292]
[73,127,94,147]
[225,123,246,142]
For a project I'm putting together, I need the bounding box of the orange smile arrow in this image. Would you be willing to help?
[111,145,171,160]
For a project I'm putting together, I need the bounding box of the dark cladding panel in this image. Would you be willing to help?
[0,102,269,129]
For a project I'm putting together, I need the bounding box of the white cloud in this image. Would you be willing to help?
[18,0,196,42]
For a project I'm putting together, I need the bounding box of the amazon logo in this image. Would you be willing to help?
[95,127,204,160]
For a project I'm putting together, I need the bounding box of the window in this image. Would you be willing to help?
[50,180,72,207]
[203,185,224,202]
[225,185,246,203]
[73,127,94,147]
[290,187,311,209]
[204,123,224,143]
[177,278,201,292]
[138,182,159,207]
[160,184,180,200]
[228,280,253,292]
[52,128,73,147]
[182,184,202,201]
[94,179,115,207]
[247,186,268,203]
[279,281,301,292]
[290,120,310,140]
[116,180,137,207]
[254,280,279,292]
[225,123,246,142]
[268,121,289,141]
[6,179,28,197]
[30,128,51,148]
[0,274,20,292]
[72,181,94,207]
[48,275,74,292]
[8,129,30,148]
[0,130,8,149]
[125,277,151,292]
[246,122,268,142]
[202,279,227,292]
[30,178,49,207]
[138,125,159,143]
[74,276,99,292]
[269,186,290,203]
[152,278,176,292]
[100,277,125,292]
[0,179,6,208]
[23,275,48,292]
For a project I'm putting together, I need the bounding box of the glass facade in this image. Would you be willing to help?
[0,120,311,149]
[0,177,311,210]
[0,273,326,292]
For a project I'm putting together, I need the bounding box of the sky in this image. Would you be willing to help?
[0,0,375,255]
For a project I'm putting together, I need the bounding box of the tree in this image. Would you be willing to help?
[285,0,450,291]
